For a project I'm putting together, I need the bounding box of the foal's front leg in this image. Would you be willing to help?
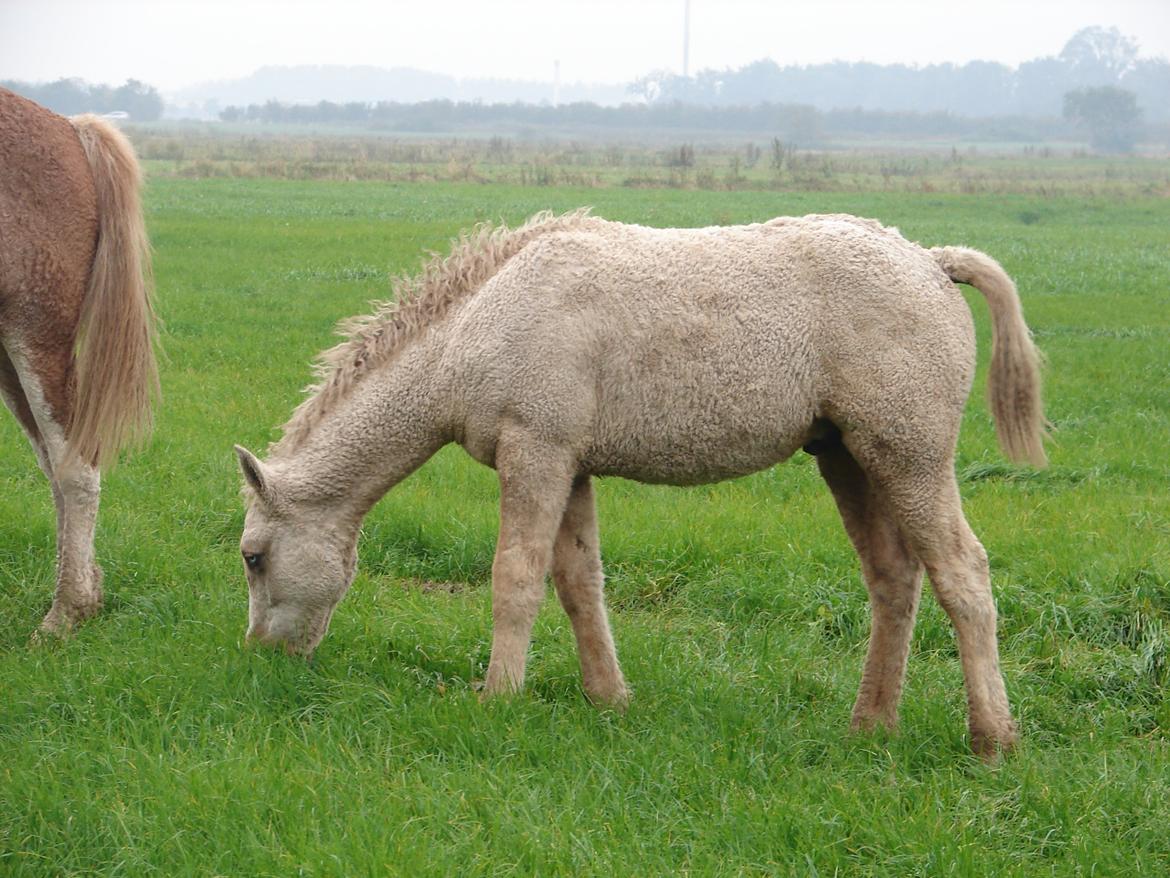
[482,436,575,697]
[552,476,628,707]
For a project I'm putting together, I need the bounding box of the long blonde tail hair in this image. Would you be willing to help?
[932,246,1047,467]
[68,114,159,469]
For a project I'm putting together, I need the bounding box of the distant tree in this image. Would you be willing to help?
[1060,26,1139,85]
[628,69,685,103]
[342,101,367,123]
[1014,56,1070,116]
[951,60,1014,116]
[7,77,90,114]
[1123,57,1170,123]
[260,100,284,124]
[113,79,164,121]
[627,71,659,102]
[714,59,782,105]
[1063,86,1143,152]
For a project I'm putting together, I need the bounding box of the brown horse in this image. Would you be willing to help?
[0,88,158,633]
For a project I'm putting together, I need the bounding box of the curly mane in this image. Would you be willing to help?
[275,208,595,452]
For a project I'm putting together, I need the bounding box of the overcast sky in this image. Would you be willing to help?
[2,0,1168,93]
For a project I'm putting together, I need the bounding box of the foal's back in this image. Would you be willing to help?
[445,216,974,485]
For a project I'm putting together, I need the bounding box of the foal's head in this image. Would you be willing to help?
[234,445,358,656]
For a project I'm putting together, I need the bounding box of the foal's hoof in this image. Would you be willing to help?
[36,595,103,639]
[585,683,631,712]
[33,614,74,644]
[477,676,522,704]
[849,709,899,735]
[970,723,1019,762]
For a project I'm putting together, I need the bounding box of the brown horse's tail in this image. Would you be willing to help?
[68,114,159,469]
[932,246,1047,467]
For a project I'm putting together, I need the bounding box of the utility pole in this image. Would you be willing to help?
[683,0,691,78]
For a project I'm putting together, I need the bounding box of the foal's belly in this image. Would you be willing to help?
[581,404,814,486]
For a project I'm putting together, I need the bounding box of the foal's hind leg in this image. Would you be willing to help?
[1,343,103,633]
[551,476,628,708]
[483,431,576,697]
[848,434,1017,757]
[815,439,924,733]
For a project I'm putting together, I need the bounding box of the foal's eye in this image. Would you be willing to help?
[243,552,264,573]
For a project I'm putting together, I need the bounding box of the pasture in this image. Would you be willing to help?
[1,164,1169,874]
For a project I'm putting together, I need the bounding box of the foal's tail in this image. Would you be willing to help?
[68,114,159,469]
[932,246,1047,467]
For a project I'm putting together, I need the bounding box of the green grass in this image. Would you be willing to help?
[2,175,1169,875]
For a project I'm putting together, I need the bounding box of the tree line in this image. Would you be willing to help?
[0,77,164,121]
[215,97,1156,152]
[631,27,1168,123]
[218,98,823,139]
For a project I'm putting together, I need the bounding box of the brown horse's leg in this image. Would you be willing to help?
[483,431,576,698]
[551,476,628,708]
[39,455,102,634]
[2,342,103,633]
[846,432,1016,758]
[0,343,64,566]
[0,343,54,475]
[815,439,924,733]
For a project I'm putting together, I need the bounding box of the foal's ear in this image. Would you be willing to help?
[235,445,273,501]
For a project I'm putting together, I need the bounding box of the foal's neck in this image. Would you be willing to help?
[272,332,451,517]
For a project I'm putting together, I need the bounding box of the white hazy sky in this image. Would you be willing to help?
[2,0,1168,93]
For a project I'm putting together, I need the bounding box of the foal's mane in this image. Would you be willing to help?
[275,208,595,452]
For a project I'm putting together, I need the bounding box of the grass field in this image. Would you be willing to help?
[1,170,1169,875]
[133,127,1170,197]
